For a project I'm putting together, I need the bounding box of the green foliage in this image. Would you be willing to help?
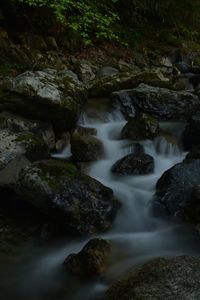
[14,0,120,43]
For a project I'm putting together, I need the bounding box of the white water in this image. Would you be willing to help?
[2,109,200,300]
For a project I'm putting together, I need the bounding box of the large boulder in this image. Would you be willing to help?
[71,134,104,162]
[121,114,160,140]
[89,72,171,98]
[105,256,200,300]
[111,153,154,176]
[64,238,111,278]
[153,160,200,220]
[17,160,120,235]
[0,111,55,149]
[112,83,199,120]
[95,66,119,78]
[0,130,49,187]
[73,59,96,83]
[182,111,200,150]
[0,69,87,131]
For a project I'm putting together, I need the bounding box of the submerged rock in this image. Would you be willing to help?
[17,160,120,235]
[111,153,154,176]
[64,238,111,278]
[0,69,87,131]
[121,113,159,140]
[112,83,199,120]
[106,256,200,300]
[71,134,104,162]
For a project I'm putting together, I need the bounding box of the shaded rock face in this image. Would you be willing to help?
[74,126,97,136]
[153,160,200,219]
[111,153,154,176]
[121,114,159,140]
[17,160,120,235]
[71,134,104,162]
[0,130,49,187]
[182,111,200,150]
[105,256,200,300]
[112,83,199,120]
[184,185,200,224]
[73,59,96,83]
[0,69,87,131]
[89,71,170,98]
[64,238,111,278]
[184,146,200,162]
[95,66,119,78]
[0,111,55,149]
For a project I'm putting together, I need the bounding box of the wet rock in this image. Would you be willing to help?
[75,126,97,136]
[0,69,87,131]
[71,134,104,162]
[0,111,55,149]
[121,114,160,140]
[0,130,49,187]
[89,71,170,98]
[182,111,200,150]
[64,238,111,278]
[106,256,200,300]
[17,160,120,235]
[112,83,199,120]
[153,160,200,219]
[111,153,154,176]
[55,133,70,152]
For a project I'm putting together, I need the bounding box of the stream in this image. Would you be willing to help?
[1,107,200,300]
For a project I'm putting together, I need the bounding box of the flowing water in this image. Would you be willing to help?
[1,108,200,300]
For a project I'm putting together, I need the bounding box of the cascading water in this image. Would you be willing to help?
[1,108,200,300]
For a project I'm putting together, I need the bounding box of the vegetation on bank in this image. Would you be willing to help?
[1,0,200,48]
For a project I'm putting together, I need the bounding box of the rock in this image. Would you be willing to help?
[182,111,200,150]
[55,133,70,152]
[96,66,119,77]
[0,130,49,187]
[106,256,200,300]
[64,238,111,278]
[184,185,200,224]
[0,111,55,149]
[112,83,199,120]
[45,37,59,51]
[75,126,97,136]
[22,34,47,51]
[89,71,171,98]
[153,160,200,219]
[73,59,95,83]
[174,61,192,73]
[17,160,120,235]
[71,134,104,162]
[111,153,154,176]
[0,37,31,70]
[184,146,200,162]
[0,69,87,131]
[121,114,160,140]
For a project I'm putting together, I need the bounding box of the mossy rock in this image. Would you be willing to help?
[71,134,105,162]
[0,69,87,132]
[121,114,160,140]
[106,256,200,300]
[17,159,120,235]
